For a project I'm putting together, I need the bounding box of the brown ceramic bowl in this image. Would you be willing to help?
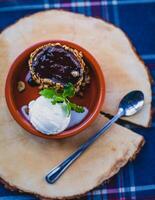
[5,40,105,139]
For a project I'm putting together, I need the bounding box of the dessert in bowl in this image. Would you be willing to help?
[5,40,105,139]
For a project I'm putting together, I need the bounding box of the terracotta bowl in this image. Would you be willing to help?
[5,40,105,139]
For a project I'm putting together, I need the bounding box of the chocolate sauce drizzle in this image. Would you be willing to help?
[31,45,83,85]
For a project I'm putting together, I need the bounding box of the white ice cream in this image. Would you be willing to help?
[28,96,71,135]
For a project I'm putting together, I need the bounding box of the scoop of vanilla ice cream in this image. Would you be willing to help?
[28,96,71,135]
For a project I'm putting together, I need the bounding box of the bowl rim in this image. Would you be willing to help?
[5,40,105,139]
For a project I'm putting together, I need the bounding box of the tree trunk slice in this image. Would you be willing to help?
[0,10,146,199]
[0,10,151,127]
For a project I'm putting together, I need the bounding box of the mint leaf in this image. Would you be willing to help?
[51,95,64,105]
[63,82,75,98]
[51,100,57,105]
[53,95,64,103]
[39,84,84,114]
[62,102,71,117]
[69,102,84,113]
[40,88,56,99]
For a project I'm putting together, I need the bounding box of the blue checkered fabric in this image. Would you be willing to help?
[0,1,155,200]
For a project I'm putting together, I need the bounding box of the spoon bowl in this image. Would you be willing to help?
[119,90,144,117]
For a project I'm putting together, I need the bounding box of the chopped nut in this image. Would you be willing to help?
[85,76,90,81]
[85,80,90,84]
[17,81,25,92]
[75,85,80,93]
[82,82,86,87]
[79,51,83,57]
[79,92,83,97]
[71,71,80,77]
[43,84,49,89]
[56,83,61,90]
[39,85,43,89]
[85,75,91,84]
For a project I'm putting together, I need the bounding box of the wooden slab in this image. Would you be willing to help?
[0,10,151,127]
[0,10,146,199]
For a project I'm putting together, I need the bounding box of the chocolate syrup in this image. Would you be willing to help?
[25,71,38,87]
[31,45,82,85]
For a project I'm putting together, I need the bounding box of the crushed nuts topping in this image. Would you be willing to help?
[17,81,25,92]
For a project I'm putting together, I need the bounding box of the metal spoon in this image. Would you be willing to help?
[45,90,144,184]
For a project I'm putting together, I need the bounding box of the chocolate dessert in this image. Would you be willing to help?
[28,43,90,92]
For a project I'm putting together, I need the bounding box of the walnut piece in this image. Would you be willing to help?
[17,81,25,92]
[71,70,80,77]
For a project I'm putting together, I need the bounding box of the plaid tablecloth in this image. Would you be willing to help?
[0,0,155,200]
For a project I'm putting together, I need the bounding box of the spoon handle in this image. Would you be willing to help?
[45,108,124,184]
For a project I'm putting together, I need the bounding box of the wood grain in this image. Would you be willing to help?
[0,10,147,199]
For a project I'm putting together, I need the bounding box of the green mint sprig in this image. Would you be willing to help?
[39,83,84,116]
